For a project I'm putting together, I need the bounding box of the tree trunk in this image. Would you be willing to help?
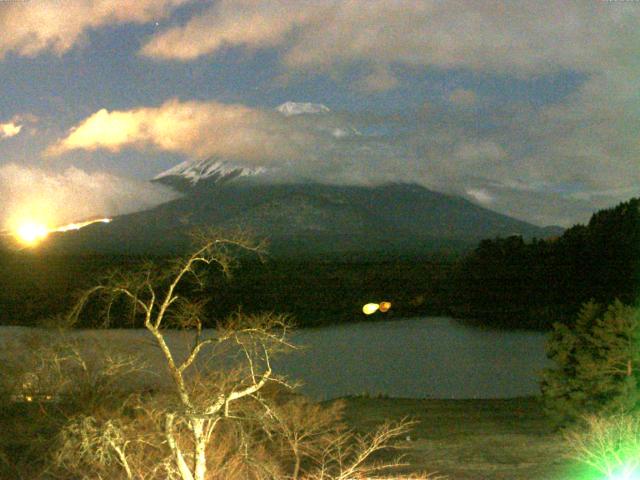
[165,413,195,480]
[292,446,301,480]
[192,417,207,480]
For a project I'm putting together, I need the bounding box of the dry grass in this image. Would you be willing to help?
[2,393,594,480]
[338,396,587,480]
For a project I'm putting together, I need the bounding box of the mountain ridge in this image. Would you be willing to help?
[45,180,564,257]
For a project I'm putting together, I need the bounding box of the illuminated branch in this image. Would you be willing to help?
[55,231,430,480]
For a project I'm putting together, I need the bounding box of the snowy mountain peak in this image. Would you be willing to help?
[276,101,330,116]
[154,157,266,189]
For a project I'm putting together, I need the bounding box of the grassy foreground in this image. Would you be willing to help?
[338,396,590,480]
[0,394,598,478]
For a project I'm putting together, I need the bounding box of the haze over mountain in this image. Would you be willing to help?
[47,176,563,258]
[32,102,561,256]
[151,102,359,191]
[3,2,640,237]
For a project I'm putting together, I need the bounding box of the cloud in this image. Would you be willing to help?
[0,122,22,139]
[463,182,617,228]
[136,1,640,227]
[355,66,400,93]
[140,0,313,61]
[492,71,640,197]
[349,95,640,227]
[3,0,637,229]
[466,188,494,205]
[0,114,39,139]
[46,98,425,189]
[448,89,477,107]
[0,163,178,232]
[44,94,640,227]
[46,99,345,164]
[454,140,506,164]
[141,1,640,76]
[0,0,187,58]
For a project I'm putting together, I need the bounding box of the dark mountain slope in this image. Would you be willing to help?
[45,182,563,257]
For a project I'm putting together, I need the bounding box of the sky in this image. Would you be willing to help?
[0,0,639,230]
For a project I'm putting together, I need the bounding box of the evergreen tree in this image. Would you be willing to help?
[541,300,640,425]
[449,197,640,329]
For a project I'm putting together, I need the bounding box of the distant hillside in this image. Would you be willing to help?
[45,181,563,257]
[451,197,640,329]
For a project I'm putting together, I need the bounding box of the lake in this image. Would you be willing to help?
[0,317,551,400]
[277,317,551,400]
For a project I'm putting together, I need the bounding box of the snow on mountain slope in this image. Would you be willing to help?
[154,157,266,187]
[275,101,330,116]
[275,102,360,137]
[154,101,356,189]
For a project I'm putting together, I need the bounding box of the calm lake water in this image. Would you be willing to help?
[0,317,551,400]
[277,317,551,400]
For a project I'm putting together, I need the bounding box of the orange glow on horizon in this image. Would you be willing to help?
[53,218,112,232]
[15,221,49,246]
[12,217,112,247]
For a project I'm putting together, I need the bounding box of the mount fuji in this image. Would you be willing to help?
[153,157,267,192]
[46,102,564,257]
[46,181,563,257]
[152,101,364,192]
[275,101,331,116]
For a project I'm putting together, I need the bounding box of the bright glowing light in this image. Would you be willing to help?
[363,303,380,315]
[53,218,112,232]
[363,302,392,315]
[379,301,392,312]
[15,221,49,246]
[608,465,640,480]
[12,217,112,247]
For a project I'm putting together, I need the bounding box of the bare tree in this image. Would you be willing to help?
[307,418,431,480]
[564,413,640,479]
[0,328,153,479]
[60,232,295,480]
[49,232,439,480]
[266,397,347,479]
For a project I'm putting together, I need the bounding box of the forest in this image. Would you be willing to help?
[451,197,640,329]
[0,197,638,331]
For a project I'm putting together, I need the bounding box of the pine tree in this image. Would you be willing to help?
[541,300,640,425]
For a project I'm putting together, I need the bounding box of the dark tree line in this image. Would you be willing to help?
[0,198,637,330]
[450,198,640,329]
[0,249,454,328]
